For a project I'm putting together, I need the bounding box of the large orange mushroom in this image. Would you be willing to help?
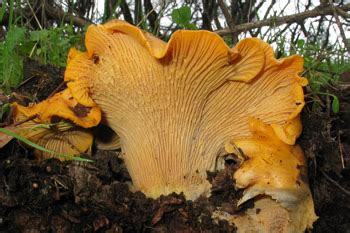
[11,20,317,231]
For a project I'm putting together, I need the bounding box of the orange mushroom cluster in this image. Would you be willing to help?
[9,20,317,231]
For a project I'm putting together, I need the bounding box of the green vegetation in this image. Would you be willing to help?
[299,41,348,113]
[273,37,349,113]
[171,6,197,30]
[29,26,84,66]
[0,26,26,89]
[0,1,84,159]
[0,25,84,90]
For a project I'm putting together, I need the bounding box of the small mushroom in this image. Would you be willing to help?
[4,92,95,160]
[222,118,318,232]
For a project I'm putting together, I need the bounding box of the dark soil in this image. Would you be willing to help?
[300,72,350,233]
[0,148,238,232]
[0,60,349,232]
[16,59,64,104]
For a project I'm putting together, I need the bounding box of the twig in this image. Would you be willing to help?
[325,90,331,118]
[143,0,160,33]
[263,0,277,20]
[13,115,37,126]
[217,0,236,42]
[329,0,350,54]
[216,3,350,36]
[337,7,350,18]
[26,0,43,30]
[44,1,91,27]
[320,169,350,196]
[47,81,66,98]
[18,74,38,88]
[137,4,156,27]
[338,131,346,169]
[247,0,253,23]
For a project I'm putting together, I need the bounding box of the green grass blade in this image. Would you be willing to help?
[0,127,93,162]
[0,0,7,22]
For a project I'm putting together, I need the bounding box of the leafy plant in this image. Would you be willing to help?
[0,25,84,91]
[171,6,197,30]
[0,0,7,22]
[278,37,349,114]
[29,26,84,67]
[302,55,348,113]
[0,26,26,89]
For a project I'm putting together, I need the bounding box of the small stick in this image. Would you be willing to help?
[320,169,350,195]
[13,115,37,126]
[18,75,37,88]
[47,81,66,98]
[217,0,237,43]
[338,132,346,169]
[329,0,350,54]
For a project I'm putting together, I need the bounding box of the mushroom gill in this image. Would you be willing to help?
[61,20,307,200]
